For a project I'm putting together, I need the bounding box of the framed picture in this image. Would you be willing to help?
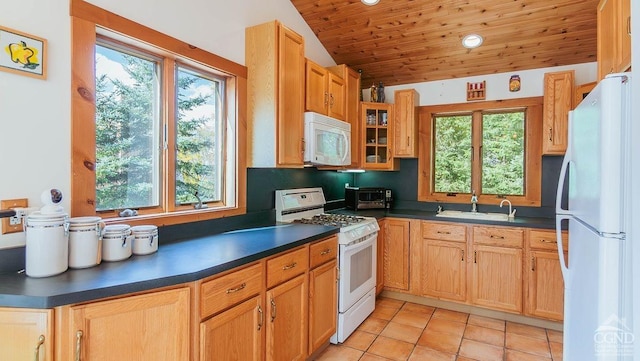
[0,25,47,79]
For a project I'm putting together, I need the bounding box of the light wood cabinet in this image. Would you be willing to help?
[308,259,337,354]
[471,226,523,313]
[306,60,346,121]
[420,222,467,302]
[542,70,574,155]
[200,295,263,361]
[266,273,308,361]
[575,81,597,108]
[383,218,410,291]
[597,0,631,80]
[246,20,305,167]
[328,65,362,168]
[67,287,190,361]
[393,89,420,158]
[0,308,52,361]
[376,219,385,295]
[361,102,398,170]
[526,230,568,321]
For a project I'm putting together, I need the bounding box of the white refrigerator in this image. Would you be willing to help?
[556,73,634,360]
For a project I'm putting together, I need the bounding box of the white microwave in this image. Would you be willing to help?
[304,112,351,166]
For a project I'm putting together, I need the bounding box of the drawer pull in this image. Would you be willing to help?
[257,305,264,331]
[461,250,464,262]
[474,251,477,264]
[270,299,277,322]
[540,239,557,244]
[282,262,297,270]
[75,330,83,361]
[226,283,247,294]
[489,235,505,239]
[531,256,536,271]
[320,249,332,256]
[437,231,451,235]
[34,335,45,361]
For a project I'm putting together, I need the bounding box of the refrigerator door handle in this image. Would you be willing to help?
[555,215,570,283]
[555,112,574,215]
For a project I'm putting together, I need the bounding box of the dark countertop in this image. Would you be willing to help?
[331,208,558,229]
[0,223,338,309]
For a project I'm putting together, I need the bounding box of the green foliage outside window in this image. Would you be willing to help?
[434,115,472,193]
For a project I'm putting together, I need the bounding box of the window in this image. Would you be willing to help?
[71,0,247,225]
[418,98,542,206]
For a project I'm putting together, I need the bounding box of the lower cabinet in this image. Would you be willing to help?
[266,273,308,361]
[0,307,52,361]
[383,218,410,291]
[308,259,337,354]
[200,295,263,361]
[471,245,523,313]
[376,219,385,295]
[421,239,467,302]
[67,287,191,361]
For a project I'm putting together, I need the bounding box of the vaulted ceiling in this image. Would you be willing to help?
[290,0,598,87]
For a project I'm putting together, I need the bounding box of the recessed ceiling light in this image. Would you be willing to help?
[361,0,380,5]
[462,34,483,49]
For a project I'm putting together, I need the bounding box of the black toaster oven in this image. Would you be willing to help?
[345,187,392,210]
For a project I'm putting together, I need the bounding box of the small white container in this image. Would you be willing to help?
[130,225,159,255]
[68,216,103,269]
[102,224,132,262]
[25,212,69,277]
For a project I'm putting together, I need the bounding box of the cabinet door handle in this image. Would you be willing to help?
[628,16,632,36]
[474,251,477,264]
[270,299,277,322]
[461,250,464,262]
[226,282,246,294]
[437,231,451,235]
[324,92,329,106]
[320,248,332,256]
[330,93,335,107]
[489,235,505,239]
[301,139,305,155]
[540,238,557,244]
[257,305,264,331]
[75,330,83,361]
[548,128,553,142]
[406,136,410,147]
[531,256,536,271]
[34,335,45,361]
[282,262,297,270]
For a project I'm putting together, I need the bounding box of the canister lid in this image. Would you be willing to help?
[131,225,157,233]
[103,224,131,236]
[26,211,68,225]
[69,216,102,225]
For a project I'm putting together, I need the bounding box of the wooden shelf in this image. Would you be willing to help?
[466,81,486,101]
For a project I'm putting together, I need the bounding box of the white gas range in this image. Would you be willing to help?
[275,187,379,343]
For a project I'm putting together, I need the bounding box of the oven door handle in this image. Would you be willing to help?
[342,232,378,252]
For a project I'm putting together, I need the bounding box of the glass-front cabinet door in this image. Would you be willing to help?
[361,102,397,170]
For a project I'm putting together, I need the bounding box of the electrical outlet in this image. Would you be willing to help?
[1,198,28,234]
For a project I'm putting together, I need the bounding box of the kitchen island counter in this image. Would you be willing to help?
[0,223,338,308]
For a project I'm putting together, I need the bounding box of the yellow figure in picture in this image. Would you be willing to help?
[5,40,40,70]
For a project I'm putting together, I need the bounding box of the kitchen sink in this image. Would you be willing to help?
[435,210,511,222]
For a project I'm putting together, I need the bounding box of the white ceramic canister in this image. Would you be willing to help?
[101,224,133,262]
[130,225,159,255]
[68,216,104,269]
[25,212,69,277]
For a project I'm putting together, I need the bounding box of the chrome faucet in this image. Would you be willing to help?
[471,191,478,212]
[499,199,516,218]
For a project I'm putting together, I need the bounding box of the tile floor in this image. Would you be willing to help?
[315,297,563,361]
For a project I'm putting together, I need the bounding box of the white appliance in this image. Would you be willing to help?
[556,73,634,360]
[275,187,378,343]
[304,112,351,166]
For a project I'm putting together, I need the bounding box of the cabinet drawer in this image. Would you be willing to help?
[473,226,523,248]
[310,236,338,269]
[422,221,466,242]
[200,262,263,319]
[529,230,568,251]
[267,246,309,288]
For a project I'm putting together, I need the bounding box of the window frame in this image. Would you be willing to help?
[418,97,543,207]
[70,0,247,226]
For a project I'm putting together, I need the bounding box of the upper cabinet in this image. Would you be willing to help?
[542,70,574,155]
[328,65,361,168]
[393,89,420,158]
[597,0,631,80]
[306,60,346,121]
[246,21,305,168]
[361,102,398,170]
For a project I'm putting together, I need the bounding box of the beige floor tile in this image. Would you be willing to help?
[343,330,377,351]
[458,339,504,361]
[432,308,470,323]
[377,297,405,310]
[505,349,552,361]
[372,305,401,321]
[456,357,478,361]
[359,317,390,335]
[408,345,456,361]
[506,333,551,358]
[360,353,394,361]
[549,341,563,361]
[417,328,463,354]
[468,314,506,331]
[392,309,431,329]
[546,329,563,344]
[426,317,467,336]
[463,324,505,347]
[381,322,424,344]
[368,335,416,361]
[315,345,363,361]
[506,321,548,340]
[401,302,436,316]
